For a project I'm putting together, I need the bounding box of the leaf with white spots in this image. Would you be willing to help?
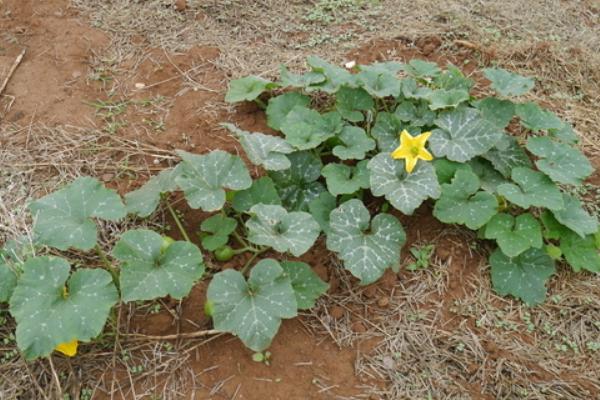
[473,97,515,129]
[266,92,311,130]
[269,151,325,211]
[484,213,543,257]
[394,100,436,127]
[0,237,33,303]
[125,167,181,217]
[551,194,598,238]
[482,136,532,177]
[308,192,337,234]
[231,177,281,213]
[199,215,238,251]
[356,65,402,98]
[403,59,441,79]
[223,123,294,171]
[281,261,329,309]
[490,248,556,306]
[113,229,204,302]
[332,126,376,160]
[9,256,118,360]
[207,259,297,351]
[560,230,600,273]
[225,76,279,103]
[28,177,126,251]
[246,204,320,257]
[526,136,593,185]
[368,153,441,215]
[516,102,563,131]
[175,150,252,211]
[429,107,504,162]
[497,167,564,210]
[335,86,374,122]
[0,258,16,303]
[433,169,498,229]
[280,106,340,150]
[427,88,470,110]
[279,64,326,88]
[306,56,355,93]
[326,199,406,285]
[321,161,370,196]
[371,112,421,153]
[483,68,534,97]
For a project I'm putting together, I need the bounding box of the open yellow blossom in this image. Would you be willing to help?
[391,130,433,173]
[55,339,78,357]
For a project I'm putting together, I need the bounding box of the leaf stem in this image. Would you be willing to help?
[95,244,119,286]
[232,230,249,248]
[166,201,191,242]
[254,98,267,109]
[240,247,268,275]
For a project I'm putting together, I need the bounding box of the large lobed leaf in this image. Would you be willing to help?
[484,213,542,257]
[332,126,376,160]
[232,176,281,213]
[225,76,279,103]
[125,167,180,218]
[321,161,370,196]
[280,106,342,150]
[497,167,564,210]
[281,261,329,309]
[483,68,534,97]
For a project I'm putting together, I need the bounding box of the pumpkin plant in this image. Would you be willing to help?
[1,56,598,361]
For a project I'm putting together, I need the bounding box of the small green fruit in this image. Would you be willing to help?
[204,300,214,317]
[545,244,562,260]
[252,352,264,362]
[214,245,234,262]
[160,236,175,253]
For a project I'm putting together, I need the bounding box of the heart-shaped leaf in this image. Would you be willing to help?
[473,97,515,129]
[332,126,376,160]
[549,121,579,144]
[401,78,434,99]
[326,199,406,284]
[427,88,470,110]
[9,256,118,360]
[266,92,311,130]
[483,68,534,97]
[281,106,339,150]
[434,65,474,91]
[560,230,600,273]
[356,65,401,98]
[29,177,126,251]
[468,158,508,193]
[516,102,563,131]
[335,86,374,122]
[232,176,281,213]
[394,100,436,127]
[526,136,593,185]
[551,194,598,238]
[371,112,421,153]
[200,215,238,251]
[279,65,326,88]
[269,151,325,211]
[321,160,370,196]
[280,261,329,309]
[207,259,297,351]
[113,229,204,302]
[0,237,32,303]
[175,150,252,211]
[223,123,294,171]
[246,204,320,256]
[433,168,498,229]
[125,167,181,217]
[308,192,336,234]
[0,262,16,303]
[306,56,355,93]
[490,248,555,306]
[482,136,532,177]
[429,107,504,162]
[225,76,279,103]
[433,159,469,184]
[368,153,440,215]
[497,167,564,210]
[403,59,441,79]
[484,213,543,257]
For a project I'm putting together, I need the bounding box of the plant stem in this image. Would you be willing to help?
[254,98,267,109]
[240,247,268,275]
[166,201,191,242]
[95,244,119,286]
[232,230,249,248]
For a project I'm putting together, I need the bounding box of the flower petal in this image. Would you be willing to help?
[414,131,432,147]
[418,147,434,161]
[391,145,410,159]
[55,340,78,357]
[405,156,418,173]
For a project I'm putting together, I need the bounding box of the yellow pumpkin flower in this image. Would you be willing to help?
[55,339,78,357]
[391,130,434,173]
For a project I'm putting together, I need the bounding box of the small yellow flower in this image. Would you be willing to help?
[391,130,434,173]
[55,339,78,357]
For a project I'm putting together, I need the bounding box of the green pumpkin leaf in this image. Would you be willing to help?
[269,151,325,211]
[0,255,17,303]
[433,159,469,184]
[306,56,355,93]
[548,121,579,144]
[225,76,278,103]
[356,66,401,98]
[321,161,370,196]
[401,78,434,99]
[9,256,118,360]
[483,68,535,97]
[125,167,181,218]
[468,158,508,193]
[404,59,441,79]
[29,177,126,251]
[371,112,421,153]
[175,150,252,211]
[280,261,329,309]
[394,100,436,127]
[484,213,543,257]
[560,230,600,273]
[551,194,598,238]
[200,215,238,251]
[489,248,555,306]
[427,88,470,110]
[368,153,440,215]
[516,102,563,131]
[281,106,338,150]
[434,64,474,91]
[540,210,565,240]
[207,259,297,351]
[113,230,204,302]
[266,92,311,130]
[232,177,281,213]
[223,123,294,171]
[433,169,498,229]
[429,107,504,162]
[327,199,406,284]
[473,97,515,129]
[308,192,337,234]
[482,136,532,177]
[332,126,376,160]
[335,86,374,122]
[0,237,32,303]
[526,136,593,185]
[497,167,564,210]
[279,64,326,88]
[246,204,320,256]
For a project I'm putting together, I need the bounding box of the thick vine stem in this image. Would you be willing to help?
[95,244,119,285]
[165,201,192,242]
[254,98,267,109]
[240,247,268,275]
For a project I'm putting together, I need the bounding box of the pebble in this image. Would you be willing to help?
[377,296,390,308]
[134,82,146,89]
